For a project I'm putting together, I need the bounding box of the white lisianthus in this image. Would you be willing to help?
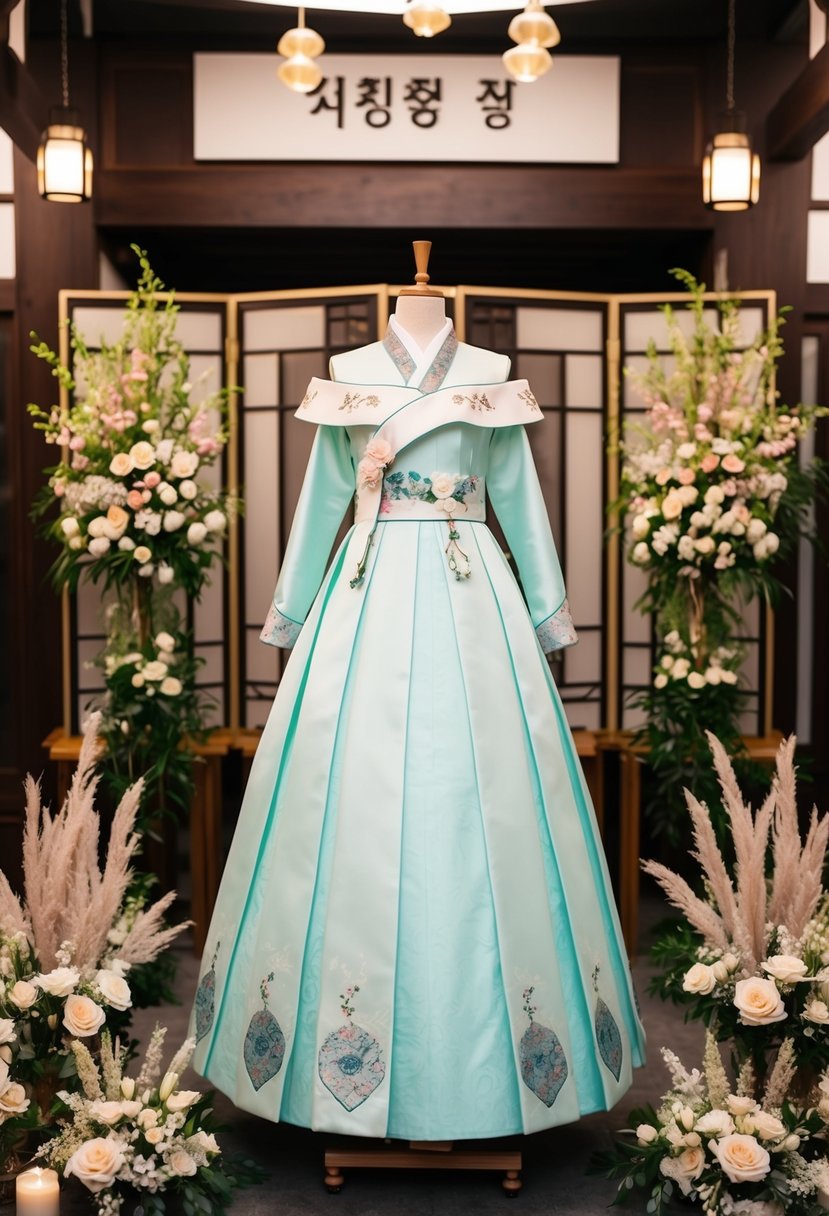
[155,631,175,652]
[727,1094,757,1117]
[64,1137,126,1193]
[204,509,227,533]
[163,511,186,533]
[166,1089,200,1112]
[0,1082,30,1116]
[659,1146,705,1196]
[733,977,786,1026]
[160,677,183,697]
[109,452,134,477]
[748,1111,786,1140]
[682,962,716,995]
[171,450,199,479]
[8,979,38,1009]
[129,441,156,470]
[636,1124,658,1144]
[37,966,80,996]
[157,562,174,584]
[159,484,178,507]
[168,1149,198,1177]
[95,969,132,1011]
[761,955,808,984]
[133,545,152,564]
[804,998,829,1024]
[88,1099,126,1126]
[87,516,108,538]
[187,521,208,545]
[142,660,169,682]
[187,1130,220,1156]
[88,537,111,558]
[63,993,106,1038]
[694,1109,735,1138]
[61,516,80,537]
[632,514,650,539]
[120,1100,141,1119]
[179,479,198,501]
[711,1133,771,1184]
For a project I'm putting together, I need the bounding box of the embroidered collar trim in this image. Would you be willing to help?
[382,320,458,392]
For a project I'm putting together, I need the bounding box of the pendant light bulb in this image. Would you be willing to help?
[702,0,760,210]
[38,0,92,202]
[403,1,452,37]
[278,52,324,93]
[503,0,559,84]
[277,5,325,92]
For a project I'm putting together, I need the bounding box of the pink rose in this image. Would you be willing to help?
[127,490,144,510]
[655,468,672,486]
[54,481,65,497]
[144,471,161,489]
[700,453,720,473]
[697,405,713,422]
[722,453,745,473]
[363,438,393,467]
[678,468,696,485]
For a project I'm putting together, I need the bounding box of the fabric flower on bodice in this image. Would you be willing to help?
[357,438,394,491]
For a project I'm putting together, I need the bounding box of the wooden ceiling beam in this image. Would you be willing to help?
[0,44,49,161]
[766,41,829,161]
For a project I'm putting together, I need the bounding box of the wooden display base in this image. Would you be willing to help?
[323,1138,522,1195]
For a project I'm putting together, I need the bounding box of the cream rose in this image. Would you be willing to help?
[61,516,80,537]
[682,962,717,995]
[155,631,175,652]
[170,450,199,479]
[727,1094,756,1117]
[95,969,132,1012]
[129,441,156,470]
[133,545,152,564]
[748,1110,786,1140]
[636,1123,658,1144]
[37,966,80,996]
[804,998,829,1024]
[88,1099,126,1126]
[430,472,457,500]
[168,1149,198,1177]
[9,979,38,1009]
[88,537,111,558]
[63,993,106,1038]
[711,1133,771,1184]
[109,452,134,477]
[142,660,169,682]
[160,677,182,697]
[105,505,130,539]
[0,1018,15,1046]
[659,1146,705,1196]
[733,977,786,1026]
[687,671,706,690]
[694,1109,735,1138]
[632,542,650,565]
[163,510,186,533]
[138,1108,159,1129]
[761,955,808,984]
[204,509,226,533]
[65,1137,125,1193]
[0,1082,30,1115]
[159,485,178,507]
[179,479,198,500]
[187,521,208,545]
[144,1126,164,1145]
[662,491,684,520]
[165,1089,200,1112]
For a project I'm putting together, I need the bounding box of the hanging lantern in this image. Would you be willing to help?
[38,0,93,202]
[402,1,452,38]
[277,6,325,93]
[702,0,760,211]
[503,0,560,84]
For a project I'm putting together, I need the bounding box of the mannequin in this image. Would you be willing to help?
[391,240,447,350]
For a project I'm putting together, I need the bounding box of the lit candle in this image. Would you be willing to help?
[15,1168,60,1216]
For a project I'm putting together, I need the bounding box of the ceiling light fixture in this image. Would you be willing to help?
[403,1,452,37]
[37,0,93,203]
[277,6,325,94]
[702,0,760,211]
[502,0,560,84]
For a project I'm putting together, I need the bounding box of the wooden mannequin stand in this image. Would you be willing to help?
[323,1138,522,1196]
[322,241,522,1199]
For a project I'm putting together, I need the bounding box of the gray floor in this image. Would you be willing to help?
[91,900,702,1215]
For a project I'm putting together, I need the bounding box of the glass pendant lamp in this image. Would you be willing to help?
[702,0,761,211]
[37,0,93,202]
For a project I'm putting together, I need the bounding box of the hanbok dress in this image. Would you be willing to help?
[191,317,645,1141]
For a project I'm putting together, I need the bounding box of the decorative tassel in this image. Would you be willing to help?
[350,529,375,589]
[445,521,471,580]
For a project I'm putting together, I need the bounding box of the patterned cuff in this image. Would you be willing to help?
[536,599,578,653]
[260,603,303,649]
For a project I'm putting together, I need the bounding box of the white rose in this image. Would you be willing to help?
[157,563,174,584]
[430,472,457,499]
[89,1099,126,1126]
[163,511,186,533]
[133,545,152,564]
[672,658,690,679]
[159,485,178,507]
[761,955,808,984]
[632,514,650,539]
[711,1133,771,1184]
[662,491,684,520]
[155,631,175,651]
[68,535,84,550]
[8,980,38,1009]
[748,1110,786,1140]
[87,516,108,539]
[678,485,698,506]
[63,993,106,1038]
[37,966,80,996]
[733,977,786,1026]
[138,563,154,578]
[129,441,156,470]
[64,1137,125,1193]
[804,998,829,1024]
[165,1089,200,1112]
[694,536,715,555]
[0,1081,30,1115]
[683,962,717,995]
[688,671,706,690]
[168,1149,198,1177]
[706,667,723,685]
[95,969,132,1012]
[0,1018,15,1046]
[109,452,134,477]
[704,485,725,505]
[179,479,198,501]
[746,519,767,543]
[61,516,80,537]
[137,1108,159,1129]
[88,537,111,558]
[187,521,208,545]
[695,1109,735,1138]
[204,509,226,533]
[160,677,182,697]
[764,532,780,555]
[632,541,650,565]
[142,660,169,682]
[676,442,697,459]
[142,419,159,434]
[727,1094,756,1117]
[636,1123,658,1144]
[171,450,199,479]
[654,673,669,689]
[660,1145,705,1196]
[118,537,135,551]
[721,669,739,685]
[187,1130,220,1155]
[144,1126,164,1145]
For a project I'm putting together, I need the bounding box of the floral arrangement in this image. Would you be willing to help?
[40,1028,262,1215]
[618,269,826,837]
[593,1033,829,1215]
[26,247,238,820]
[594,735,829,1215]
[0,717,187,1174]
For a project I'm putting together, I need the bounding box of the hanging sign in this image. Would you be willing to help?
[193,53,619,164]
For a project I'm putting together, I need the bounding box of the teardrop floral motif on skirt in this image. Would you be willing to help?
[592,966,623,1082]
[318,985,386,1112]
[518,987,568,1108]
[243,972,286,1091]
[195,942,220,1042]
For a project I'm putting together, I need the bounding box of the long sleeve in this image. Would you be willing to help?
[487,425,578,654]
[260,425,354,648]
